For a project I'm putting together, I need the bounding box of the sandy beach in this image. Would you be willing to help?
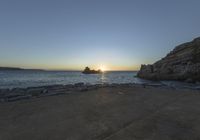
[0,85,200,140]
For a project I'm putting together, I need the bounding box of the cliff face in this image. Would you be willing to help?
[137,37,200,82]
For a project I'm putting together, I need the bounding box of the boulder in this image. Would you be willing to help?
[137,37,200,82]
[26,87,46,97]
[74,82,84,87]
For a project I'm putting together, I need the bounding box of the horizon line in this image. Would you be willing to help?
[0,66,139,72]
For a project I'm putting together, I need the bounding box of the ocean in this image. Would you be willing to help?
[0,70,199,89]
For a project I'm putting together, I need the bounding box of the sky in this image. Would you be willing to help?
[0,0,200,71]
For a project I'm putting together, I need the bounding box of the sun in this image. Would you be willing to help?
[99,65,107,72]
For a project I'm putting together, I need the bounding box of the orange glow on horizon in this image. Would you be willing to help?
[10,63,140,71]
[89,64,139,71]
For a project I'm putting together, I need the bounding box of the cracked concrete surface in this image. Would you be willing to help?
[0,86,200,140]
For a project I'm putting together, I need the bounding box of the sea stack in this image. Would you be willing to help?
[137,37,200,82]
[82,67,102,74]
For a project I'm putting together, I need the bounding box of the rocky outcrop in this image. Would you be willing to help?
[137,37,200,82]
[82,67,102,74]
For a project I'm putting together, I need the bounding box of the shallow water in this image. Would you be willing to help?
[0,70,199,89]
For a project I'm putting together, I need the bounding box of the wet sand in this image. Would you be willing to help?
[0,85,200,140]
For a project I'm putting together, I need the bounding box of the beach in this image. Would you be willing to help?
[1,0,200,139]
[0,84,200,140]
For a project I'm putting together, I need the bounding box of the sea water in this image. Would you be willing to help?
[0,70,199,89]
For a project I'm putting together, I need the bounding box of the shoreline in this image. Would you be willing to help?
[1,82,200,103]
[0,84,200,139]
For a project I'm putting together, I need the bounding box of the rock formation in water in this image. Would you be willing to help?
[137,37,200,82]
[82,67,102,74]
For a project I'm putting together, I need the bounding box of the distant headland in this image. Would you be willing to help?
[0,67,44,71]
[0,67,22,70]
[82,67,103,74]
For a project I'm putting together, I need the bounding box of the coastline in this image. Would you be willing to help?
[0,84,200,139]
[0,82,200,103]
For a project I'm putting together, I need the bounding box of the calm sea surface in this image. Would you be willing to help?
[0,70,199,89]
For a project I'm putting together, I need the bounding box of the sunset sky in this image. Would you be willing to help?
[0,0,200,70]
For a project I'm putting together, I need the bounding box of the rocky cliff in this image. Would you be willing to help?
[137,37,200,82]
